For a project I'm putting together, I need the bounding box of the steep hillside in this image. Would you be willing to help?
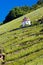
[0,7,43,65]
[0,7,43,34]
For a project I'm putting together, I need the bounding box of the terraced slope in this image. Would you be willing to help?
[0,7,43,65]
[0,24,43,65]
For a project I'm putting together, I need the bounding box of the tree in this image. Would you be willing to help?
[21,6,31,12]
[3,7,26,24]
[37,0,43,4]
[3,6,32,24]
[3,2,43,24]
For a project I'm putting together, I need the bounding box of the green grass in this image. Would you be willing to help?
[0,7,43,65]
[0,7,43,34]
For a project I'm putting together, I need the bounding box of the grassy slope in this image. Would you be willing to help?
[0,7,43,34]
[0,7,43,65]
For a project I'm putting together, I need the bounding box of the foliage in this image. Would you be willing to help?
[3,6,28,24]
[0,7,43,65]
[3,0,43,24]
[37,0,43,5]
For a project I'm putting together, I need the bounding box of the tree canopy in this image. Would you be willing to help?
[3,0,43,24]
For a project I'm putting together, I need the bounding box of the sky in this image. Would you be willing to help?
[0,0,38,22]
